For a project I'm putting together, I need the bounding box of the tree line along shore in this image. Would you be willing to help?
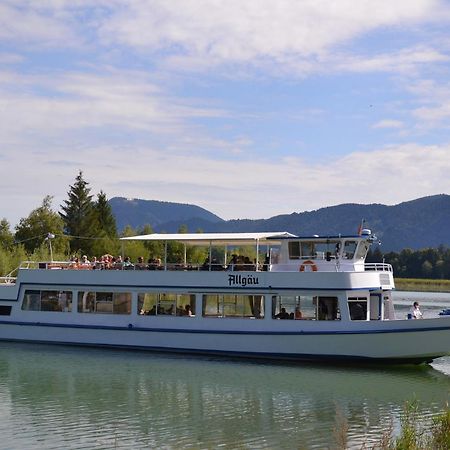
[1,171,450,283]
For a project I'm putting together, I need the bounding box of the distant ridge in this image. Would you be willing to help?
[109,197,224,231]
[109,194,450,251]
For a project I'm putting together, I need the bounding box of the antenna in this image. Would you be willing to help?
[45,233,55,262]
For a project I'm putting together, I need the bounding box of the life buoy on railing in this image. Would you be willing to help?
[299,260,318,272]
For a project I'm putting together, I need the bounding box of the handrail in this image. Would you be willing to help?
[364,263,392,272]
[16,260,260,272]
[0,276,16,285]
[13,260,393,273]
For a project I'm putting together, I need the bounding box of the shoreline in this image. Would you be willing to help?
[395,278,450,293]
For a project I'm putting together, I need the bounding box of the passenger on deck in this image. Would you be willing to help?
[295,307,303,320]
[147,258,161,270]
[411,302,423,319]
[79,255,91,269]
[184,304,193,316]
[123,256,134,270]
[275,307,290,320]
[113,256,123,270]
[243,256,253,270]
[69,256,79,269]
[136,256,146,270]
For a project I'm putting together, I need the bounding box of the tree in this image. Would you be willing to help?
[0,219,14,251]
[139,224,164,260]
[15,196,67,254]
[94,191,117,238]
[60,171,97,255]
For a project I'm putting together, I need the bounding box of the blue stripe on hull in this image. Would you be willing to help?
[1,320,450,335]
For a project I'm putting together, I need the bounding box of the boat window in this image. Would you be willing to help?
[272,295,340,320]
[348,297,368,320]
[301,242,315,259]
[342,241,358,259]
[288,242,300,259]
[77,291,131,314]
[0,305,11,316]
[138,292,195,316]
[355,241,370,260]
[202,294,264,318]
[21,289,73,312]
[288,241,325,260]
[310,241,341,260]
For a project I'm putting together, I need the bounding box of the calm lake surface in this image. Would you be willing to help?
[1,291,450,449]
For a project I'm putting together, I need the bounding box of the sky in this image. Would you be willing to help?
[1,0,450,226]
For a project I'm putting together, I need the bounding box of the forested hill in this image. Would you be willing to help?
[109,197,224,231]
[110,194,450,252]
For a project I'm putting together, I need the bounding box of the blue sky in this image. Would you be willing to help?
[1,0,450,226]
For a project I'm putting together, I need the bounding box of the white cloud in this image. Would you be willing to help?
[407,79,450,128]
[331,46,449,75]
[1,141,449,225]
[2,0,447,79]
[0,69,226,141]
[0,2,75,45]
[101,0,439,60]
[372,119,404,129]
[0,52,24,64]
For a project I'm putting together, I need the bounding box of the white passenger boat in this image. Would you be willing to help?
[1,230,449,364]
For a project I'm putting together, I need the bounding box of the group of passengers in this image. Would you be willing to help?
[227,254,256,271]
[274,307,303,320]
[140,304,193,316]
[66,254,260,271]
[68,255,162,270]
[199,254,258,271]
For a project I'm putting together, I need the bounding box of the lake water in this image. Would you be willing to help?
[1,291,450,449]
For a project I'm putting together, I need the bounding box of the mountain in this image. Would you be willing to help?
[211,195,450,251]
[109,197,224,232]
[110,194,450,251]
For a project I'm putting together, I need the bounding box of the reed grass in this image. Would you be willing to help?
[335,400,450,449]
[394,278,450,293]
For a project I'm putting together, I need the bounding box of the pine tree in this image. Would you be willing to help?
[94,191,117,238]
[59,171,97,255]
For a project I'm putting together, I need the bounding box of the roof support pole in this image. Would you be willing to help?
[183,244,187,266]
[164,241,167,271]
[256,239,259,271]
[209,241,212,271]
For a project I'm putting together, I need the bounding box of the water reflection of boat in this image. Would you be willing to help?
[1,343,449,449]
[1,230,450,363]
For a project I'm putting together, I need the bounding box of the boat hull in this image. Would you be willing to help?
[0,267,447,364]
[1,318,449,364]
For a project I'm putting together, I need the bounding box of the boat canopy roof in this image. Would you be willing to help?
[120,231,297,246]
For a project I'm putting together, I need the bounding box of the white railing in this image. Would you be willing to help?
[364,263,393,272]
[0,276,16,285]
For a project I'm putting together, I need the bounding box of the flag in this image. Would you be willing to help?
[357,219,365,235]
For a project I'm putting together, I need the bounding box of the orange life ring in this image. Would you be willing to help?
[299,260,318,272]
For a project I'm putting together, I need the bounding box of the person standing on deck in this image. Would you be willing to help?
[411,302,423,319]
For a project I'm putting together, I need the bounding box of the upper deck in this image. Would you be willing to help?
[0,230,393,292]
